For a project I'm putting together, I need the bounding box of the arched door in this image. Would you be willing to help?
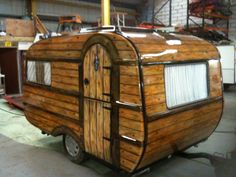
[83,44,111,162]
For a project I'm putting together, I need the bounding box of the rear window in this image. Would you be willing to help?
[165,63,208,108]
[27,61,51,86]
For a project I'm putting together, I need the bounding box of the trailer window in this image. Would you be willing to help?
[165,63,208,108]
[27,61,51,86]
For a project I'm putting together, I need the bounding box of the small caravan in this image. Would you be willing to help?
[23,27,223,173]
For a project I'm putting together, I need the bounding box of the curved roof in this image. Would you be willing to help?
[27,31,219,64]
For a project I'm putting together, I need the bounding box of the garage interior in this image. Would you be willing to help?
[0,0,236,177]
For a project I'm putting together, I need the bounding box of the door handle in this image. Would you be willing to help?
[84,78,89,85]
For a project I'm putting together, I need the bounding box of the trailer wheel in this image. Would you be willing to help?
[63,134,85,164]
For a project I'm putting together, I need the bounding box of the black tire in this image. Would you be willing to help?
[63,134,85,164]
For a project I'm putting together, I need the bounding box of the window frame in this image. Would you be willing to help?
[164,61,210,110]
[26,60,52,86]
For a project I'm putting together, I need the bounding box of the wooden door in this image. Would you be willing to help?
[83,44,111,162]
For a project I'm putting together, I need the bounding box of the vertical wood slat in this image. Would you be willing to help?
[96,45,104,159]
[103,49,111,162]
[209,60,222,98]
[89,45,97,156]
[83,49,91,153]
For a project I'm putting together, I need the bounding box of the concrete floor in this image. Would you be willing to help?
[0,87,236,177]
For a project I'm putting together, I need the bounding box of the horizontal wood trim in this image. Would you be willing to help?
[120,158,137,172]
[24,96,79,120]
[146,103,167,116]
[120,84,140,96]
[52,62,79,70]
[120,117,144,132]
[119,126,144,142]
[120,94,142,105]
[51,81,79,92]
[120,75,139,85]
[23,85,78,104]
[52,75,79,86]
[31,43,83,51]
[148,101,222,133]
[144,84,165,96]
[26,58,82,63]
[147,109,221,147]
[119,108,143,122]
[24,92,78,112]
[141,51,219,63]
[145,93,166,106]
[52,68,79,78]
[114,41,134,51]
[118,51,137,60]
[148,97,223,121]
[143,74,164,85]
[143,65,164,76]
[139,123,216,169]
[25,105,82,134]
[120,65,139,75]
[136,44,217,53]
[120,141,143,156]
[37,35,92,44]
[120,149,140,163]
[27,50,81,59]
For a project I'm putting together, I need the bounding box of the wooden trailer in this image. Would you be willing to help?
[23,27,223,173]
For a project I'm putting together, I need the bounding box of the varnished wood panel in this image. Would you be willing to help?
[120,94,141,104]
[37,34,93,44]
[23,86,79,120]
[120,65,139,75]
[52,75,79,86]
[148,101,222,134]
[25,106,82,137]
[23,85,78,104]
[147,110,221,152]
[139,120,217,168]
[27,50,81,59]
[31,43,83,51]
[137,100,223,169]
[209,60,222,98]
[141,51,219,63]
[120,140,143,172]
[120,75,139,85]
[119,108,143,122]
[51,81,79,92]
[119,126,144,142]
[143,65,164,76]
[137,43,217,53]
[51,62,79,92]
[126,33,219,63]
[52,68,78,78]
[120,118,144,132]
[52,62,79,70]
[119,65,141,105]
[143,65,167,116]
[24,93,79,120]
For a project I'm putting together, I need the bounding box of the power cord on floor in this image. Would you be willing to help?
[0,107,24,116]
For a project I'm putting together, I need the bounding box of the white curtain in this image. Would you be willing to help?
[44,62,51,85]
[27,61,36,82]
[165,63,208,108]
